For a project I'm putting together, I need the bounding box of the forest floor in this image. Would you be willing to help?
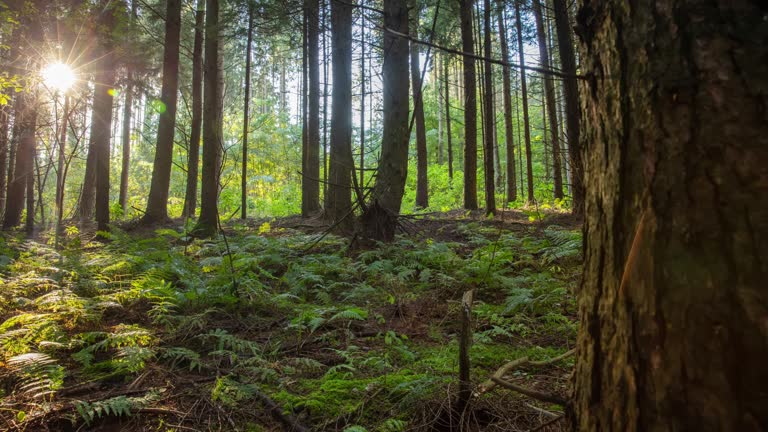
[0,210,581,432]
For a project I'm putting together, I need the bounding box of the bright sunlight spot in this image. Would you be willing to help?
[41,62,76,92]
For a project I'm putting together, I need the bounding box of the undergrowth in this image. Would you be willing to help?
[0,214,580,431]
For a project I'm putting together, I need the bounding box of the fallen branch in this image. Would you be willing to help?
[477,348,575,395]
[490,376,567,406]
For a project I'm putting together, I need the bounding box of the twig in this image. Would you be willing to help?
[254,390,311,432]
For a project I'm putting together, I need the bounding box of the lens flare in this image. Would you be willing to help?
[42,62,76,92]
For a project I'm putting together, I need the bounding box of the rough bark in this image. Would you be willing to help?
[182,1,204,219]
[143,0,182,223]
[481,0,495,216]
[552,0,581,214]
[496,3,516,203]
[3,93,36,229]
[532,0,563,200]
[514,0,534,204]
[410,0,428,209]
[570,1,768,430]
[196,0,223,237]
[459,0,477,210]
[302,0,321,216]
[371,0,409,215]
[324,0,353,226]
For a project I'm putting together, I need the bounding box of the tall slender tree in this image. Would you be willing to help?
[302,0,321,216]
[443,55,453,180]
[241,3,254,219]
[531,0,563,200]
[458,0,477,210]
[118,0,137,213]
[196,0,223,236]
[551,0,581,214]
[410,0,428,209]
[182,0,204,219]
[496,2,516,202]
[514,0,534,204]
[366,0,408,241]
[324,0,353,225]
[143,0,182,223]
[570,0,767,428]
[481,0,495,215]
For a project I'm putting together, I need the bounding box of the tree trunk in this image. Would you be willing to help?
[496,2,516,203]
[0,105,9,215]
[436,55,443,166]
[570,0,768,430]
[372,0,409,209]
[552,0,581,214]
[4,92,36,229]
[94,47,116,233]
[322,0,329,198]
[444,54,453,180]
[55,94,70,240]
[459,0,477,210]
[532,0,563,200]
[359,3,366,188]
[324,0,353,226]
[182,0,204,219]
[481,0,495,216]
[196,0,223,237]
[514,1,534,205]
[302,0,321,216]
[143,0,182,223]
[410,0,428,209]
[119,80,133,213]
[241,4,253,220]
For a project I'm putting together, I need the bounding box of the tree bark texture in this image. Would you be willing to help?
[571,1,768,430]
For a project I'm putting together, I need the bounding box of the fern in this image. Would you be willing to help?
[7,352,65,399]
[75,390,162,424]
[161,347,202,371]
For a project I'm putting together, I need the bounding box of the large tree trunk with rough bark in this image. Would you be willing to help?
[410,0,428,209]
[324,0,353,226]
[143,0,182,223]
[196,0,223,237]
[552,0,581,214]
[302,0,321,216]
[182,1,204,219]
[459,0,477,210]
[570,0,768,430]
[94,52,116,233]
